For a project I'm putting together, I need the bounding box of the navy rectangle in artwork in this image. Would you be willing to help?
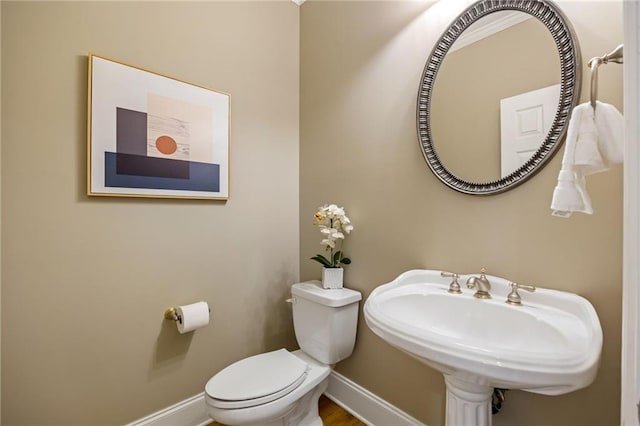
[104,152,220,192]
[116,108,147,156]
[115,152,190,179]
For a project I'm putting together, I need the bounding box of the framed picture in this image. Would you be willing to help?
[87,54,230,200]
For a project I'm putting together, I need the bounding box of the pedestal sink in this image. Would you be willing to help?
[363,269,602,426]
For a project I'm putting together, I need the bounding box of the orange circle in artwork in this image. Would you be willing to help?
[156,135,178,155]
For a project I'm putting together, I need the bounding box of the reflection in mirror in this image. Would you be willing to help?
[417,0,581,195]
[431,12,560,182]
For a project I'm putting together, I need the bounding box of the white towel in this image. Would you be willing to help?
[550,101,623,217]
[573,105,605,175]
[595,101,624,164]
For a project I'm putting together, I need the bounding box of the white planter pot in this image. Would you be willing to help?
[322,267,344,289]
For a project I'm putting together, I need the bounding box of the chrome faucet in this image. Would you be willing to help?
[466,268,491,299]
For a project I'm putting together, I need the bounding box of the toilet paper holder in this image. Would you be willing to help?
[164,307,183,324]
[164,304,211,324]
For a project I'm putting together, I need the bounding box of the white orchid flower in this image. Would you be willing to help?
[332,206,345,217]
[321,238,336,249]
[312,203,353,268]
[330,230,344,240]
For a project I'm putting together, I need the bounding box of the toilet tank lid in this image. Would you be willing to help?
[292,281,362,307]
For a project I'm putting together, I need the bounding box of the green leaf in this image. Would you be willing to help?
[311,255,332,267]
[341,257,351,265]
[333,250,342,263]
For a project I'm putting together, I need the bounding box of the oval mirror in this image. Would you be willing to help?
[417,0,581,195]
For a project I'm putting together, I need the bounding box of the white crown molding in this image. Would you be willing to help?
[450,11,532,53]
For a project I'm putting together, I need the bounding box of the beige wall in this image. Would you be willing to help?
[300,1,623,426]
[2,2,299,425]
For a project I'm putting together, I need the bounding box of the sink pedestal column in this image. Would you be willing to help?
[444,375,493,426]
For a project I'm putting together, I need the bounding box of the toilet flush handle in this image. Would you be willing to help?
[285,297,296,304]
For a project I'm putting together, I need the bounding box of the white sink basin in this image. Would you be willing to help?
[364,269,602,425]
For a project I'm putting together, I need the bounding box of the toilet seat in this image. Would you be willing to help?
[206,349,309,409]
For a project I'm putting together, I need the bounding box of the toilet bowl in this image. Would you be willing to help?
[206,350,330,426]
[205,281,361,426]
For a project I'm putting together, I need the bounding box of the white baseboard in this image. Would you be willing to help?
[126,371,425,426]
[325,371,426,426]
[125,392,210,426]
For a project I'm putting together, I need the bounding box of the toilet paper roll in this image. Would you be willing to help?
[176,301,210,334]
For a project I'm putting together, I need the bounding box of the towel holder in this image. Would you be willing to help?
[588,44,623,111]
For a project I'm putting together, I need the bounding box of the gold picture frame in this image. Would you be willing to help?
[87,54,230,200]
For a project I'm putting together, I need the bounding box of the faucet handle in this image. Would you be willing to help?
[441,271,462,294]
[440,271,462,294]
[506,282,536,306]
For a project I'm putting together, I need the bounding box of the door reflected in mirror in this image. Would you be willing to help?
[430,11,560,183]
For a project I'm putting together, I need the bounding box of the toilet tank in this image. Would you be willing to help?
[291,281,362,365]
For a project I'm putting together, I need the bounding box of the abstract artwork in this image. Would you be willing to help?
[88,54,230,200]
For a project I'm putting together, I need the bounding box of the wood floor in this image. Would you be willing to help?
[208,395,366,426]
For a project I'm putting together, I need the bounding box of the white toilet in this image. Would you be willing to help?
[205,281,362,426]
